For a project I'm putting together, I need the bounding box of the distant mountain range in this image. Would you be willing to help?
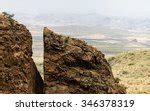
[14,13,150,40]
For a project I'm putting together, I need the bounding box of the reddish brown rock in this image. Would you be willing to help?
[0,14,43,93]
[44,27,126,94]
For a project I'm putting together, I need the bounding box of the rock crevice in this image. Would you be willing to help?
[0,14,126,94]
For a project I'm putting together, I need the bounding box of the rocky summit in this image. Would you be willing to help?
[44,27,126,94]
[0,14,43,93]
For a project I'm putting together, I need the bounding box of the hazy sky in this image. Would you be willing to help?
[0,0,150,18]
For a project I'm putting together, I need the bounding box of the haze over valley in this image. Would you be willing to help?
[12,13,150,57]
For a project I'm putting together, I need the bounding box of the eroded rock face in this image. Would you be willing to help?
[0,14,43,93]
[44,27,126,94]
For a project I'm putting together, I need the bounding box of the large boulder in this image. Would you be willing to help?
[44,27,126,94]
[0,14,43,93]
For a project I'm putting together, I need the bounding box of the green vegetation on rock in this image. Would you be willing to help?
[61,36,71,45]
[2,12,15,26]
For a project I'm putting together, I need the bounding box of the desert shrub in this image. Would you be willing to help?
[122,70,128,74]
[114,77,121,83]
[2,12,14,18]
[63,36,70,44]
[128,52,134,56]
[64,37,69,43]
[2,12,15,26]
[128,63,135,66]
[107,57,115,62]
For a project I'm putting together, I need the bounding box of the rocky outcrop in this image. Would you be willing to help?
[44,27,126,94]
[0,14,43,93]
[0,13,126,94]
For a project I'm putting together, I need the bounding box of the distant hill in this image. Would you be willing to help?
[107,50,150,93]
[14,13,150,37]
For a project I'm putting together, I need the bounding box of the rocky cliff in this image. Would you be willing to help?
[44,27,126,94]
[0,14,43,93]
